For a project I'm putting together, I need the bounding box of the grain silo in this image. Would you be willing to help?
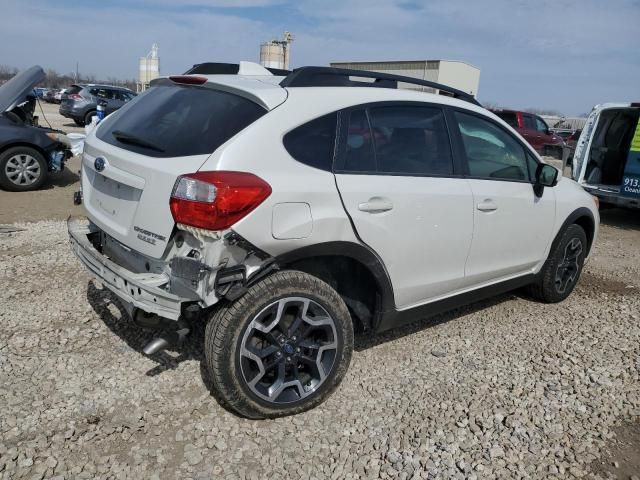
[260,32,293,70]
[137,44,160,93]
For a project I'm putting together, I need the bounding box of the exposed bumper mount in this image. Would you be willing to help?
[67,216,183,320]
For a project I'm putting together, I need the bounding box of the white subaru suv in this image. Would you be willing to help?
[69,62,599,418]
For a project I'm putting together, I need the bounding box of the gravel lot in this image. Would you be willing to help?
[0,104,639,479]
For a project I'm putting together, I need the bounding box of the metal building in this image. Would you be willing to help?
[329,60,480,97]
[260,32,294,70]
[137,43,160,93]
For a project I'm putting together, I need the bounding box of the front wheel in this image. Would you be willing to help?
[0,146,47,192]
[527,224,587,302]
[204,271,354,418]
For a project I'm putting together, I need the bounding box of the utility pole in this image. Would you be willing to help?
[75,62,79,82]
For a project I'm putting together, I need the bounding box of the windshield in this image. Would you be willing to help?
[96,84,267,158]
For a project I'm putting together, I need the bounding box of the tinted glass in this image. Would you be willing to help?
[535,117,548,132]
[67,85,82,95]
[523,114,536,130]
[368,106,453,175]
[90,88,114,99]
[494,111,518,129]
[455,111,530,181]
[97,85,266,158]
[343,109,375,172]
[283,113,337,171]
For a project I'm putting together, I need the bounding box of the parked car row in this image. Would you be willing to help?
[59,84,136,126]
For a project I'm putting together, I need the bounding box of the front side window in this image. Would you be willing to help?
[454,111,530,182]
[283,113,337,171]
[535,117,549,133]
[367,105,453,175]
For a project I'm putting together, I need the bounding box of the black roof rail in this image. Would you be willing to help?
[184,62,291,77]
[279,66,482,107]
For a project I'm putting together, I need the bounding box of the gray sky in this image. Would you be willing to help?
[3,0,639,115]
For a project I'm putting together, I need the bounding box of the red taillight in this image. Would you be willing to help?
[68,93,82,101]
[169,75,207,85]
[169,171,271,231]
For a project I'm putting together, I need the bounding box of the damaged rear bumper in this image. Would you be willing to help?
[68,216,184,320]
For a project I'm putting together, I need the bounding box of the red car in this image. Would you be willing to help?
[490,109,565,158]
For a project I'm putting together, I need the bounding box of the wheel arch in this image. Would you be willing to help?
[0,141,49,161]
[554,207,596,257]
[275,241,395,331]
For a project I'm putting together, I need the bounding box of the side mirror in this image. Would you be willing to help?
[534,163,559,196]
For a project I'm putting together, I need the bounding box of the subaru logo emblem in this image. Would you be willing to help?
[94,157,106,172]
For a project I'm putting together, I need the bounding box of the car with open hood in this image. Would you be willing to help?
[0,66,70,191]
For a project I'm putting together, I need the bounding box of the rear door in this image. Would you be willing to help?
[450,109,555,284]
[334,103,474,309]
[83,83,267,258]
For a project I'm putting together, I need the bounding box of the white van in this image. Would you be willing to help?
[573,103,640,208]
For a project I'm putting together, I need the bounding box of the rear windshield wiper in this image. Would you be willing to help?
[112,130,165,153]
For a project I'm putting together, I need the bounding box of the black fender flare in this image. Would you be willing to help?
[274,241,396,312]
[549,207,596,259]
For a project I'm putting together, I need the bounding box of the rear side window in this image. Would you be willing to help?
[454,111,530,182]
[283,113,337,171]
[343,109,375,172]
[494,111,518,129]
[368,106,453,176]
[90,88,114,99]
[97,85,266,158]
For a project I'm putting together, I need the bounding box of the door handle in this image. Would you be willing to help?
[477,199,498,212]
[358,197,393,213]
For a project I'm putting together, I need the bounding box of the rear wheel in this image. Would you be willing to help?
[83,110,96,126]
[204,271,354,418]
[528,224,587,302]
[0,146,47,192]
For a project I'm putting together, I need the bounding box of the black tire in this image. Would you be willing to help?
[204,270,354,419]
[0,146,47,192]
[527,224,587,303]
[74,119,84,127]
[83,110,96,126]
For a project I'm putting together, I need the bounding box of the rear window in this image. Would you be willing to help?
[96,85,266,158]
[494,111,518,129]
[67,85,82,95]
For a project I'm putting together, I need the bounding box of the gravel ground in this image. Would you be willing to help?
[1,210,639,480]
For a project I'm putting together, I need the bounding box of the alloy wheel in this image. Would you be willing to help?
[239,297,338,405]
[5,154,41,186]
[555,238,583,294]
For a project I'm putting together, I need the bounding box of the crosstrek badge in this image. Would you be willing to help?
[134,226,166,245]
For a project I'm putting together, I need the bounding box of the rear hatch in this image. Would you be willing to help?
[83,78,275,258]
[59,84,84,109]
